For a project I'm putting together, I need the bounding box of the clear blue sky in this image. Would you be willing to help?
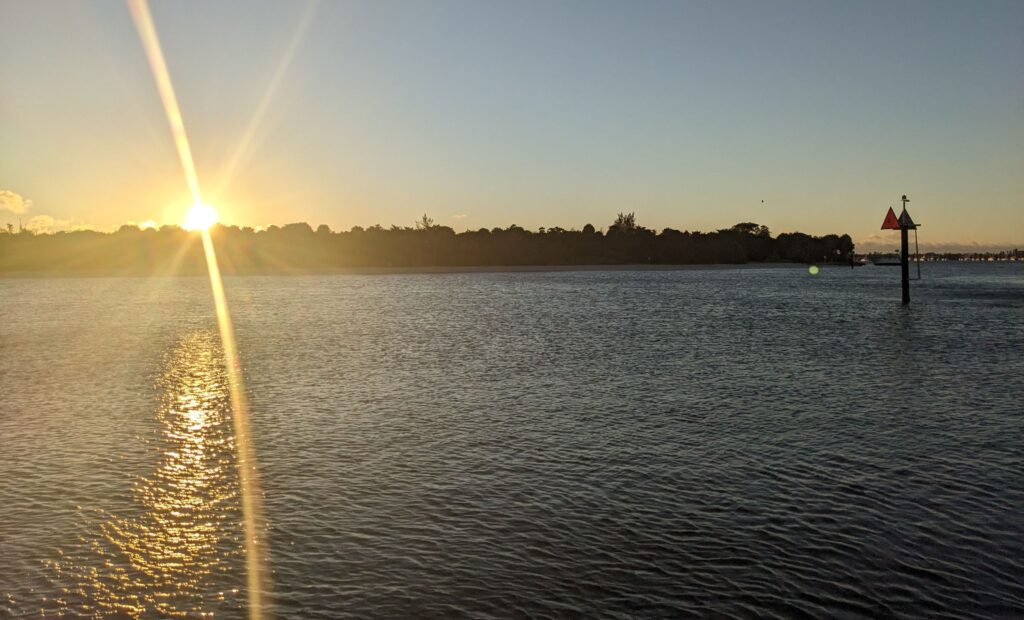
[1,0,1022,250]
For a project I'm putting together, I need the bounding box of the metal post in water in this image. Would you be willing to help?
[900,225,910,305]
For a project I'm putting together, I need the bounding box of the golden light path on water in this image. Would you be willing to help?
[126,0,268,616]
[51,332,245,616]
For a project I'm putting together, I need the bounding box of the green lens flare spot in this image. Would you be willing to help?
[808,265,820,275]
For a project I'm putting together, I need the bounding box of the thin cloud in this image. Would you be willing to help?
[125,219,159,230]
[0,190,32,214]
[26,214,92,233]
[856,233,1021,253]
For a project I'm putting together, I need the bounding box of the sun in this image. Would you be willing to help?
[182,202,218,231]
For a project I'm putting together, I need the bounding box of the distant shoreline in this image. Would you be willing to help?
[0,219,858,274]
[0,262,820,279]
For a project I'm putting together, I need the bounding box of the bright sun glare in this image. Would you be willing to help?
[182,203,218,231]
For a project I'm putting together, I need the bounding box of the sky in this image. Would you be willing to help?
[1,0,1022,251]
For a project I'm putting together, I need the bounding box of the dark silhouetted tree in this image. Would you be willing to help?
[609,212,637,233]
[730,222,770,238]
[0,216,859,274]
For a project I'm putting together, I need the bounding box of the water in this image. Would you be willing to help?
[1,263,1022,618]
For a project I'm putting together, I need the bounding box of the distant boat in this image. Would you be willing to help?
[869,252,901,266]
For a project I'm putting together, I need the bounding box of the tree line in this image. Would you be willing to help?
[0,213,855,275]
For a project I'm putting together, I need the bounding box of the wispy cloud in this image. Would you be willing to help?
[26,214,93,233]
[124,219,160,230]
[856,232,1021,253]
[0,190,32,214]
[451,213,467,221]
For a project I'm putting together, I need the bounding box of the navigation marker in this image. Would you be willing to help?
[881,207,900,230]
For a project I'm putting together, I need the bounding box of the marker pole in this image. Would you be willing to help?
[901,226,910,305]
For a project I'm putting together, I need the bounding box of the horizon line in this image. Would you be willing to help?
[2,219,1021,253]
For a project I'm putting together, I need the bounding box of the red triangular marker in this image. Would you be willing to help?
[881,207,900,230]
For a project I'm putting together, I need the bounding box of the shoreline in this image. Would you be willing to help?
[0,262,823,279]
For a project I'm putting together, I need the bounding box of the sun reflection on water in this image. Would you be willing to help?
[50,331,246,617]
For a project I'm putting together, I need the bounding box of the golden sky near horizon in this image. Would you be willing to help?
[1,1,1022,252]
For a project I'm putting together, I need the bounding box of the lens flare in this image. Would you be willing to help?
[127,1,268,617]
[200,228,269,618]
[183,203,219,231]
[126,0,201,207]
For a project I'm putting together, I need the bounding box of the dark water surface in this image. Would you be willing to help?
[2,263,1022,618]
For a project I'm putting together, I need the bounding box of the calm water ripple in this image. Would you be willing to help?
[1,263,1022,618]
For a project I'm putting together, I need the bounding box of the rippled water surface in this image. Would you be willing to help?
[2,263,1022,618]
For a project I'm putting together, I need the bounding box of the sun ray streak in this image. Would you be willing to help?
[201,229,269,617]
[214,0,319,199]
[126,1,268,617]
[126,0,202,206]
